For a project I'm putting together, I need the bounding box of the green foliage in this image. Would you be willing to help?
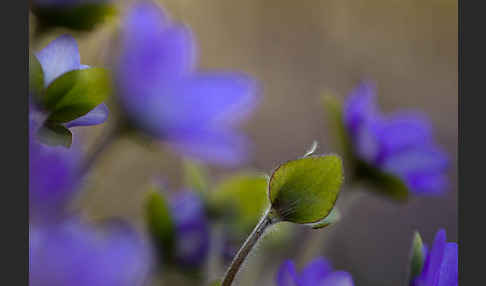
[32,3,117,31]
[29,54,44,100]
[409,231,426,282]
[269,155,343,224]
[210,173,269,234]
[44,68,112,123]
[36,122,73,148]
[183,160,210,194]
[145,189,175,261]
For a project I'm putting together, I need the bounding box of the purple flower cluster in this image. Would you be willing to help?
[411,230,458,286]
[30,102,151,285]
[276,257,354,286]
[116,2,259,166]
[33,35,109,130]
[343,82,449,195]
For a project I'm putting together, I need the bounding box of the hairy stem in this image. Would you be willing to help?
[221,208,275,286]
[79,120,124,177]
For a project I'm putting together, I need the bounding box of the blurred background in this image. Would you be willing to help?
[30,0,457,285]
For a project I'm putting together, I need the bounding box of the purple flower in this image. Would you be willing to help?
[276,257,354,286]
[343,81,449,195]
[411,229,458,286]
[34,35,109,129]
[29,118,81,220]
[169,191,210,267]
[29,218,153,286]
[115,2,259,166]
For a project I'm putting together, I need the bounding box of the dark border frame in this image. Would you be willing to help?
[459,0,484,284]
[2,0,471,284]
[2,0,29,284]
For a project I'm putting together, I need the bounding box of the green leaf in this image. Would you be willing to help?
[145,189,175,261]
[32,3,117,31]
[269,154,344,224]
[355,160,409,201]
[29,54,44,100]
[409,231,426,281]
[307,207,341,229]
[36,122,72,148]
[45,68,112,123]
[183,160,210,194]
[210,173,269,234]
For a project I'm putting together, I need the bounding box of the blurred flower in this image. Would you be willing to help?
[29,218,152,286]
[343,81,448,195]
[276,257,354,286]
[115,2,259,166]
[29,117,81,220]
[33,35,109,129]
[169,191,210,268]
[410,229,458,286]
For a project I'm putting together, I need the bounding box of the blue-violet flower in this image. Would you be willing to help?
[276,257,354,286]
[343,81,448,195]
[169,191,210,267]
[34,34,109,129]
[29,218,152,286]
[411,229,458,286]
[116,2,259,166]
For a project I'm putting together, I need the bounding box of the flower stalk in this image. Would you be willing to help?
[221,208,277,286]
[79,118,126,176]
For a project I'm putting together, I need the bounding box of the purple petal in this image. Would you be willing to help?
[319,271,354,286]
[36,34,81,87]
[29,121,81,219]
[406,172,449,195]
[276,260,299,286]
[94,221,153,286]
[354,118,383,164]
[123,73,258,142]
[29,219,152,286]
[174,222,210,266]
[382,147,449,194]
[168,129,250,167]
[343,81,378,137]
[170,192,210,267]
[298,257,332,286]
[374,113,433,164]
[417,229,447,286]
[437,243,458,286]
[64,103,109,128]
[118,2,195,99]
[171,73,259,127]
